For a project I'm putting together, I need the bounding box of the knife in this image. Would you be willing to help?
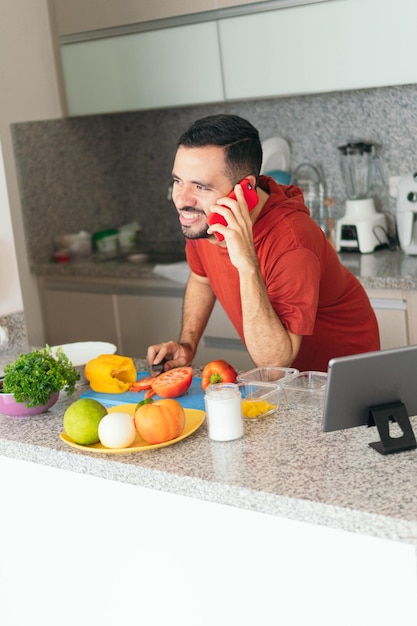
[151,358,168,375]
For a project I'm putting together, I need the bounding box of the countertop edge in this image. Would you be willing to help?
[31,249,417,291]
[1,438,416,548]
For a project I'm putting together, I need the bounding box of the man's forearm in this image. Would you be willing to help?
[239,265,301,367]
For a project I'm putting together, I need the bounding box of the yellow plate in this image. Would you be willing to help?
[60,404,205,454]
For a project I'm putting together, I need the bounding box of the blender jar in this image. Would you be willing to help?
[338,141,374,200]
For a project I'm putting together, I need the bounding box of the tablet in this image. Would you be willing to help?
[322,344,417,433]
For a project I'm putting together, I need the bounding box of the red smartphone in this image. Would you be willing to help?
[207,178,258,242]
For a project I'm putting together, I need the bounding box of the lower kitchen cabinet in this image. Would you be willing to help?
[38,277,186,358]
[202,301,254,370]
[404,290,417,345]
[40,283,119,346]
[117,294,254,369]
[38,276,252,369]
[116,292,184,358]
[39,275,417,371]
[366,288,409,350]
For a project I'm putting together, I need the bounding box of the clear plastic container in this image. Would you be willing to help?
[237,366,299,385]
[280,371,328,409]
[238,382,280,420]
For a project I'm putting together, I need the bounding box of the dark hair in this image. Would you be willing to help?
[177,114,262,184]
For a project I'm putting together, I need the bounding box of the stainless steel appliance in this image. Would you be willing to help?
[336,141,388,254]
[396,172,417,255]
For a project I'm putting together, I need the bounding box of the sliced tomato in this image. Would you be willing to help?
[144,388,156,399]
[150,367,193,399]
[129,376,154,392]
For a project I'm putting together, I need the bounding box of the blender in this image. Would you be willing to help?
[336,141,388,253]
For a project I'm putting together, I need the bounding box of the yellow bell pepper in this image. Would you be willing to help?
[84,354,137,394]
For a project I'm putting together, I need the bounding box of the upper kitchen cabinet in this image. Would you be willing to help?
[52,0,217,35]
[55,1,334,115]
[57,0,417,115]
[60,22,224,115]
[52,0,280,36]
[219,0,417,100]
[216,0,269,7]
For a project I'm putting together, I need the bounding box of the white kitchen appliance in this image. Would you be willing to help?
[336,141,388,254]
[396,172,417,255]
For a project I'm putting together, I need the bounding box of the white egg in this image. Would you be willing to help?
[98,412,136,449]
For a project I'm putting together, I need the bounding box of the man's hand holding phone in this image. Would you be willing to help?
[207,178,258,242]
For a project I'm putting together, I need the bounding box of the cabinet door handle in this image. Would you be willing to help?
[369,298,407,311]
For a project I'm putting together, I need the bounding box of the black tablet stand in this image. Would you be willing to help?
[368,401,417,455]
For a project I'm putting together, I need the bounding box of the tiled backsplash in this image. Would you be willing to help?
[11,83,417,265]
[0,312,28,350]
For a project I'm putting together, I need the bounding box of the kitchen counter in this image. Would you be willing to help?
[34,256,184,283]
[2,348,417,624]
[1,348,417,548]
[33,247,417,290]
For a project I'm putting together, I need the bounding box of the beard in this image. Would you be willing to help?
[179,207,211,240]
[182,225,210,240]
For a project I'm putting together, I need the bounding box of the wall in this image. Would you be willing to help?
[11,82,417,269]
[0,0,64,338]
[0,144,20,315]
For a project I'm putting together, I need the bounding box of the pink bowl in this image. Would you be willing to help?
[0,392,59,417]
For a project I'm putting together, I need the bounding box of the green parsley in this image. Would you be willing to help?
[2,345,80,408]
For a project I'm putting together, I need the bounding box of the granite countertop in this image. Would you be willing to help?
[338,249,417,289]
[32,248,417,290]
[1,348,417,547]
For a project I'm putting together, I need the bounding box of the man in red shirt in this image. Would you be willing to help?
[147,114,380,372]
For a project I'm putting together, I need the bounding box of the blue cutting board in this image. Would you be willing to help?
[80,371,205,410]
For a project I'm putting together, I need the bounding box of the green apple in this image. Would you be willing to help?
[63,398,107,445]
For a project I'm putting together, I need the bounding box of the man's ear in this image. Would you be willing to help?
[245,175,257,190]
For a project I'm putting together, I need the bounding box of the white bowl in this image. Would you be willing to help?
[51,341,117,367]
[51,341,117,385]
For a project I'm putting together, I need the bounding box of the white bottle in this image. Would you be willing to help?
[0,326,9,349]
[204,383,244,441]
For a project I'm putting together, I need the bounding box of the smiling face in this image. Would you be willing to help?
[171,145,234,241]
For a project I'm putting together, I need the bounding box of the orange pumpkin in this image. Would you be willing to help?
[134,399,185,444]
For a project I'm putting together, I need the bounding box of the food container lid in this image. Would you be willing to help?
[237,366,299,384]
[280,371,328,391]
